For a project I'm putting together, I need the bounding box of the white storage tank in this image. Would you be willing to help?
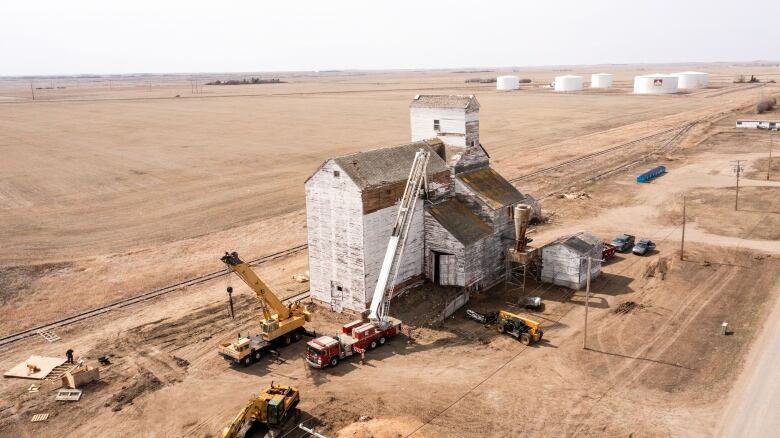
[590,73,613,89]
[633,74,679,94]
[554,75,583,92]
[672,71,709,89]
[496,75,520,91]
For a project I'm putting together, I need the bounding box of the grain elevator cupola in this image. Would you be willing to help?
[410,94,488,174]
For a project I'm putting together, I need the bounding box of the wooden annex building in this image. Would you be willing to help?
[305,95,533,312]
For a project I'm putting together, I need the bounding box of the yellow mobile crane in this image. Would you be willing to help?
[221,383,300,438]
[218,251,312,366]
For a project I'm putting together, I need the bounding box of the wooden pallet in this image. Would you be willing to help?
[36,330,60,343]
[45,363,79,382]
[31,413,49,422]
[55,389,82,401]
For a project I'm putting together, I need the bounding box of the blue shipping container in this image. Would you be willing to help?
[636,166,666,183]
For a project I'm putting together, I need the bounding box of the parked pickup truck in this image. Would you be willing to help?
[612,234,636,252]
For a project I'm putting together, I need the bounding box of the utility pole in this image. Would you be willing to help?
[680,194,686,261]
[731,160,744,211]
[30,82,35,100]
[583,256,592,350]
[769,134,774,181]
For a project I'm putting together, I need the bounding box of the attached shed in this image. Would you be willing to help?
[453,166,526,287]
[540,232,602,290]
[424,198,492,287]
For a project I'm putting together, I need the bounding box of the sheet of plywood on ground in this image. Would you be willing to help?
[3,355,66,380]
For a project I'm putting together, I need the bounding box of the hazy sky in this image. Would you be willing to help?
[2,0,778,76]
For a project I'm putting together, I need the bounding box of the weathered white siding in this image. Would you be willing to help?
[424,210,466,286]
[540,244,601,290]
[362,201,425,307]
[452,179,516,287]
[411,107,476,147]
[305,160,365,311]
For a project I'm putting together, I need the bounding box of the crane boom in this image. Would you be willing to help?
[221,252,290,320]
[368,148,430,322]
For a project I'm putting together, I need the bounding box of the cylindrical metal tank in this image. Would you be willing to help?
[514,204,530,251]
[590,73,613,88]
[553,75,583,92]
[672,71,709,89]
[496,75,520,91]
[633,74,679,94]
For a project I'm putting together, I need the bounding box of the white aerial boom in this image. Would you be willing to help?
[368,148,431,323]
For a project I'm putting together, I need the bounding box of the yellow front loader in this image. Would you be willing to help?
[221,383,300,438]
[496,310,543,345]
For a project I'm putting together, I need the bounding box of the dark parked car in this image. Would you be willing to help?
[632,239,656,256]
[612,234,636,252]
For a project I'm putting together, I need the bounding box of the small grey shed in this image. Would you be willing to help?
[540,232,603,290]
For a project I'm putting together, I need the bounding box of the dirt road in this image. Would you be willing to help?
[718,278,780,437]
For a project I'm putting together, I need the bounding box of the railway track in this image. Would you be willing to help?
[565,120,699,191]
[0,244,308,347]
[508,120,700,183]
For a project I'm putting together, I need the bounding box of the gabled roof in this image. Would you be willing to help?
[410,94,479,110]
[332,139,448,190]
[457,167,524,209]
[427,198,491,246]
[548,232,602,255]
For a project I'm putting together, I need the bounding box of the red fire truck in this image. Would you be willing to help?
[305,317,402,368]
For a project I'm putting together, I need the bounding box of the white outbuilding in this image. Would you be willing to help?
[496,75,520,91]
[553,75,583,92]
[590,73,613,89]
[633,74,679,94]
[540,232,603,290]
[672,71,709,90]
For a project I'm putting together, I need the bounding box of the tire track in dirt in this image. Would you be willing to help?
[567,265,738,434]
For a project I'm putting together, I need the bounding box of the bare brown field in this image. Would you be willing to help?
[1,66,774,337]
[0,65,779,437]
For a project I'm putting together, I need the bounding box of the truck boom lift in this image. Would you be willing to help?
[368,148,430,323]
[306,148,429,369]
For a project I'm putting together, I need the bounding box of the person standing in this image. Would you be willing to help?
[65,349,74,364]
